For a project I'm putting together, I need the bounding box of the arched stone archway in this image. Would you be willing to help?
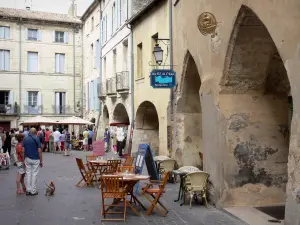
[103,105,109,128]
[112,103,130,124]
[134,101,159,155]
[220,5,292,208]
[175,51,202,168]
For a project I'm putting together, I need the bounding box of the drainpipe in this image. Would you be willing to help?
[169,0,173,116]
[18,19,22,123]
[95,1,103,136]
[81,26,84,117]
[73,27,76,113]
[127,24,134,130]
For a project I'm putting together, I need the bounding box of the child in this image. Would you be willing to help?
[16,134,26,194]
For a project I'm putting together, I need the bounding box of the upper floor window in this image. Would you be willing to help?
[0,50,10,71]
[28,91,38,107]
[27,29,38,41]
[53,31,68,44]
[27,52,38,72]
[55,53,65,73]
[112,2,116,33]
[137,43,143,78]
[0,26,10,39]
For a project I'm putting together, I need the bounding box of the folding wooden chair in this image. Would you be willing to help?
[75,158,95,187]
[122,156,133,166]
[117,166,135,173]
[103,160,121,174]
[85,155,97,170]
[142,171,170,216]
[101,176,127,221]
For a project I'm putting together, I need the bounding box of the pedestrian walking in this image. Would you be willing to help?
[88,127,93,151]
[104,127,110,152]
[37,128,44,152]
[44,128,51,152]
[3,131,11,155]
[15,134,26,195]
[65,129,71,156]
[116,127,124,157]
[53,128,61,153]
[23,128,29,137]
[83,128,89,151]
[60,130,66,152]
[23,128,43,196]
[10,132,18,164]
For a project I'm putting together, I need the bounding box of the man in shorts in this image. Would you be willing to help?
[53,128,61,153]
[65,129,71,156]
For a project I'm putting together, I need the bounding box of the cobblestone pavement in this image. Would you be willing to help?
[0,151,247,225]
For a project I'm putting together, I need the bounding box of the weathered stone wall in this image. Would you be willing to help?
[132,129,159,155]
[219,93,289,206]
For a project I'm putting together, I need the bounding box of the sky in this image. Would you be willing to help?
[0,0,93,16]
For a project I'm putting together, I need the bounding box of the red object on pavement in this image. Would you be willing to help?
[92,140,105,156]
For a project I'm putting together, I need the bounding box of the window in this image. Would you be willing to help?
[122,0,128,23]
[101,15,107,43]
[96,40,100,69]
[103,57,107,78]
[0,50,10,71]
[91,44,94,69]
[0,26,10,39]
[112,2,116,33]
[28,29,38,41]
[28,91,38,107]
[123,40,128,71]
[54,31,68,43]
[55,53,65,73]
[137,43,143,78]
[55,92,66,114]
[91,17,94,31]
[27,52,38,72]
[118,0,122,27]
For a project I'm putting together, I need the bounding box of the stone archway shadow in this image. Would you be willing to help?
[219,5,293,212]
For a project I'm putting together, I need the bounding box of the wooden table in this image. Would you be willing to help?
[88,160,108,186]
[102,173,150,216]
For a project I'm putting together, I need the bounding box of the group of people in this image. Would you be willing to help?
[0,128,43,196]
[104,126,127,157]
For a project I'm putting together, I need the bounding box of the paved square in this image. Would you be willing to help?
[0,151,247,225]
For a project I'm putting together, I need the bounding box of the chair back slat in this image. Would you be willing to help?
[105,160,121,174]
[160,171,171,189]
[102,176,123,192]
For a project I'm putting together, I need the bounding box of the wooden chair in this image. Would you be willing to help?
[85,155,97,170]
[123,156,133,166]
[75,158,95,187]
[103,160,121,174]
[101,176,127,221]
[118,166,135,173]
[142,171,170,216]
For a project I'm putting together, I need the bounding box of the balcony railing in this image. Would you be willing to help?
[24,105,42,115]
[99,82,107,98]
[116,71,129,92]
[52,105,72,115]
[0,104,18,115]
[106,77,117,96]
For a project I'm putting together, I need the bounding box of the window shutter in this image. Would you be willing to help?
[89,82,94,110]
[117,0,120,28]
[37,92,42,114]
[94,81,99,110]
[96,40,100,69]
[60,54,65,73]
[85,83,89,111]
[4,50,10,70]
[55,92,60,114]
[64,32,69,44]
[25,91,28,113]
[9,91,13,113]
[37,30,42,41]
[52,31,55,42]
[25,28,28,40]
[0,50,3,70]
[6,27,10,39]
[55,54,59,73]
[0,27,4,39]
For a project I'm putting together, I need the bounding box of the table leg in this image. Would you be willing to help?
[174,175,183,202]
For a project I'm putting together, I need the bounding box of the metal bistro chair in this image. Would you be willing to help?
[183,171,210,208]
[158,159,176,182]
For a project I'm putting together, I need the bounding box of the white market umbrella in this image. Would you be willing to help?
[20,116,58,125]
[58,116,94,125]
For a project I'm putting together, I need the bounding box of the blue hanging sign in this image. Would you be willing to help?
[150,69,176,88]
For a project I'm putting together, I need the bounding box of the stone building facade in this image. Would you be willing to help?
[0,6,82,130]
[128,0,170,156]
[170,0,300,224]
[97,0,132,140]
[82,1,101,135]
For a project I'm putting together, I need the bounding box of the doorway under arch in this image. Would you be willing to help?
[220,5,291,208]
[103,105,109,129]
[112,103,130,124]
[175,51,202,167]
[134,101,159,155]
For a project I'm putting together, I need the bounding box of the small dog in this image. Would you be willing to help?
[45,181,55,197]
